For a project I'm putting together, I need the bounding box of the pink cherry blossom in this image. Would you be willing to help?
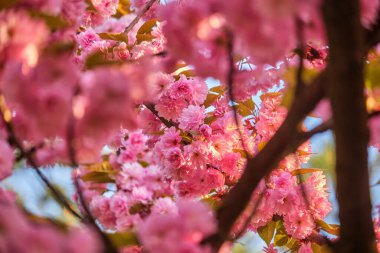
[179,105,206,131]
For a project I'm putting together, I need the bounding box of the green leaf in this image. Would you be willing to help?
[232,243,249,253]
[232,104,251,117]
[85,51,123,69]
[107,231,139,248]
[129,203,148,215]
[204,115,217,125]
[136,34,155,43]
[311,243,333,253]
[98,32,128,43]
[137,19,159,35]
[138,160,149,168]
[281,67,318,108]
[81,171,114,183]
[202,196,222,210]
[204,93,220,108]
[29,11,68,30]
[232,149,246,158]
[209,86,225,94]
[43,42,75,55]
[291,168,322,176]
[285,238,299,252]
[240,98,255,112]
[84,161,113,172]
[316,219,340,236]
[365,59,380,90]
[115,0,131,17]
[274,220,289,247]
[258,220,276,246]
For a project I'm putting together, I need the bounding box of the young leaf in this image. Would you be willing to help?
[233,104,251,117]
[136,34,155,43]
[204,115,217,125]
[98,32,128,43]
[137,19,159,35]
[311,243,334,253]
[240,98,255,112]
[81,171,114,183]
[316,219,340,236]
[209,86,224,94]
[274,220,289,247]
[29,11,68,30]
[84,161,113,172]
[291,168,322,176]
[107,231,139,248]
[204,93,220,108]
[258,220,276,246]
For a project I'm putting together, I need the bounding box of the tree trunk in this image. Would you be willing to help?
[323,0,375,252]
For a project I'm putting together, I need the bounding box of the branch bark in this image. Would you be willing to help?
[323,0,375,252]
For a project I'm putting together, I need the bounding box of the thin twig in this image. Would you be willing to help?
[143,102,176,128]
[0,110,82,220]
[225,29,249,157]
[66,115,119,253]
[124,0,159,34]
[231,189,265,241]
[295,17,305,96]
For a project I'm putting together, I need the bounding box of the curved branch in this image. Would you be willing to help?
[124,0,159,34]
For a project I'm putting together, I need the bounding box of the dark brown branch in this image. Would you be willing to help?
[208,72,327,251]
[143,102,176,128]
[225,30,249,156]
[323,0,375,252]
[124,0,159,34]
[66,116,119,253]
[295,17,306,96]
[73,176,119,253]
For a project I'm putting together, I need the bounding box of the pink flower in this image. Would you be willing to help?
[151,197,178,215]
[370,115,380,151]
[184,140,210,169]
[2,56,79,142]
[263,243,278,253]
[109,192,129,217]
[155,93,188,121]
[298,242,313,253]
[132,186,153,203]
[0,10,48,68]
[159,127,182,149]
[89,196,117,228]
[137,199,215,253]
[91,0,119,17]
[179,105,206,131]
[360,0,380,28]
[130,0,159,20]
[314,99,331,121]
[0,140,14,180]
[283,210,315,239]
[199,124,212,138]
[164,147,185,172]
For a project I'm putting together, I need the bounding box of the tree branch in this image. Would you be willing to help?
[124,0,159,34]
[143,102,176,128]
[323,0,375,252]
[66,116,119,253]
